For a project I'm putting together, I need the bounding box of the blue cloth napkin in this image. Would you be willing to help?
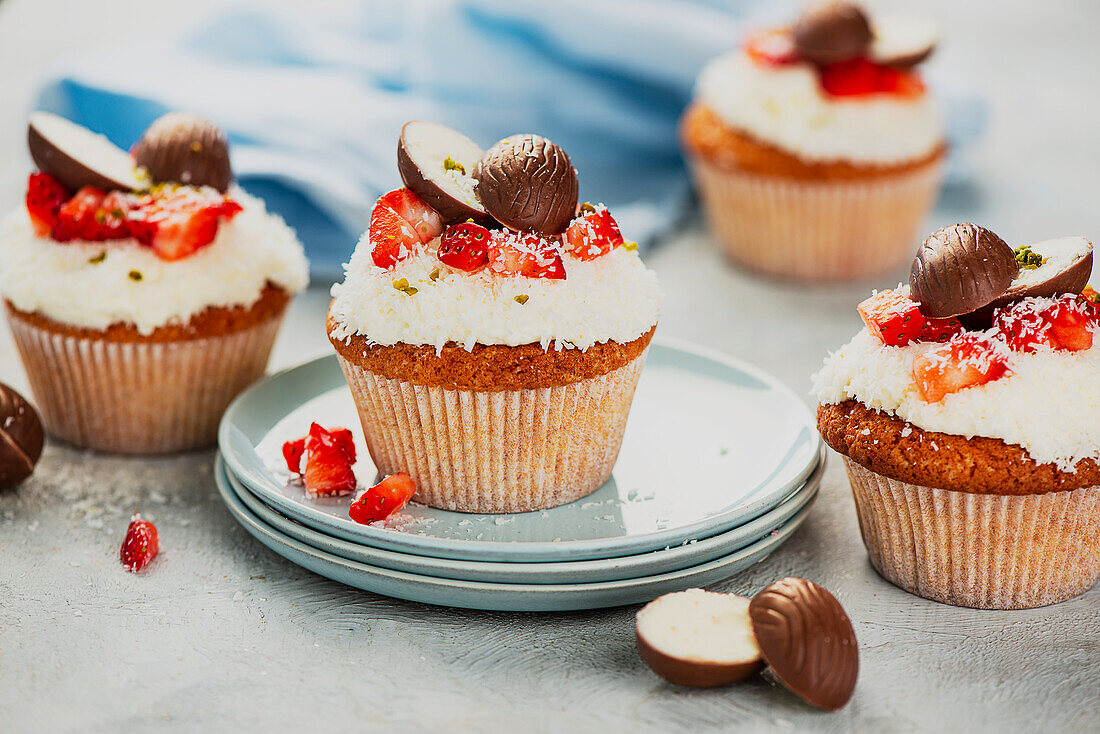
[33,0,982,279]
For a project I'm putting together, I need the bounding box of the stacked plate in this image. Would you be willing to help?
[216,340,824,612]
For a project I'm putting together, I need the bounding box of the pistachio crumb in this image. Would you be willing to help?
[404,287,418,295]
[514,294,529,305]
[88,252,107,265]
[429,268,440,281]
[128,270,143,282]
[443,156,466,175]
[1013,244,1044,270]
[622,241,639,252]
[392,278,410,291]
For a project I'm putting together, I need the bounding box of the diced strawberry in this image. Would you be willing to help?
[302,422,357,496]
[329,427,357,463]
[127,187,242,261]
[438,221,491,271]
[744,29,799,66]
[994,295,1097,354]
[348,472,416,524]
[120,513,160,573]
[52,187,108,242]
[819,58,925,98]
[858,290,962,347]
[369,204,421,268]
[282,437,306,474]
[912,333,1010,403]
[564,204,624,261]
[95,191,132,239]
[377,188,444,244]
[25,172,69,236]
[487,231,566,279]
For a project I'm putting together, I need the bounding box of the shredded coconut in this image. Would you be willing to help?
[813,328,1100,470]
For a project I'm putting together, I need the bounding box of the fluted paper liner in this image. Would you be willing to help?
[842,457,1100,609]
[687,153,944,281]
[7,313,284,454]
[336,351,648,513]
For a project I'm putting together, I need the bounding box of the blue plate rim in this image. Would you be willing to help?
[219,338,823,562]
[219,452,822,584]
[214,459,814,611]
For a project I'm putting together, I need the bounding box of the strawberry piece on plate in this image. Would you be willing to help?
[328,427,356,463]
[912,332,1010,403]
[368,203,421,268]
[349,472,417,524]
[438,221,491,271]
[282,437,306,474]
[25,172,69,236]
[487,231,566,279]
[994,295,1097,354]
[120,513,160,573]
[564,203,624,261]
[377,188,444,244]
[127,187,242,260]
[858,290,961,347]
[301,422,357,496]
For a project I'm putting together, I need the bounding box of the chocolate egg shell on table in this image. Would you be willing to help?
[635,589,764,688]
[397,120,490,224]
[634,580,858,711]
[473,134,579,236]
[132,112,233,192]
[0,383,44,489]
[749,578,859,712]
[27,111,146,192]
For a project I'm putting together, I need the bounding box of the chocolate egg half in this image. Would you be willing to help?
[27,112,145,192]
[473,134,578,236]
[132,112,232,192]
[792,1,873,65]
[909,223,1019,319]
[0,384,44,490]
[749,578,859,711]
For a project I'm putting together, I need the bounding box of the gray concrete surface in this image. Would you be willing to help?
[1,1,1098,732]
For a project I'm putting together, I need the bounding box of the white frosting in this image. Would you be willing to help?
[328,237,661,351]
[695,50,944,164]
[0,188,309,335]
[812,329,1100,470]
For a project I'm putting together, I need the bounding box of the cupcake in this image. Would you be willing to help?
[813,223,1099,609]
[682,1,946,280]
[1,112,308,454]
[328,121,661,513]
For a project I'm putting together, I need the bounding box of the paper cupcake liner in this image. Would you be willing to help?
[336,350,648,513]
[842,457,1100,609]
[6,314,284,454]
[687,154,944,281]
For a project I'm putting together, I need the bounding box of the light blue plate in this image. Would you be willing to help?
[220,453,822,584]
[214,459,813,612]
[219,340,822,562]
